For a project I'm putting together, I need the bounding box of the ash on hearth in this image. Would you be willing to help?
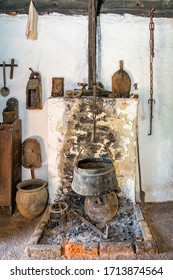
[39,196,142,245]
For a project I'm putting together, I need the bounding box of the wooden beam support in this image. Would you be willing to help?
[1,0,173,17]
[88,0,98,88]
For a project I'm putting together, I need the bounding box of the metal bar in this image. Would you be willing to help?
[92,83,97,142]
[96,15,101,82]
[148,8,155,135]
[70,208,109,239]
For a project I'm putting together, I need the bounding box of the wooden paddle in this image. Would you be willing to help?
[112,60,131,98]
[22,138,42,179]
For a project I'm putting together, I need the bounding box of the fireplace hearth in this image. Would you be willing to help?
[24,96,158,259]
[25,199,158,259]
[40,196,142,245]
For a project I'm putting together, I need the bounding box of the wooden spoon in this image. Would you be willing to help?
[0,61,10,97]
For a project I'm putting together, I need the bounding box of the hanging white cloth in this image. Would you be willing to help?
[25,0,38,40]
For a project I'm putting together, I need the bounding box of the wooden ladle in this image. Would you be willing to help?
[0,61,10,97]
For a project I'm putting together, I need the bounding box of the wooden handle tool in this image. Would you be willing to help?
[10,58,15,79]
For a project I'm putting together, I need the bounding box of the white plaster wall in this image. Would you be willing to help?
[99,14,173,202]
[0,13,88,182]
[0,13,173,202]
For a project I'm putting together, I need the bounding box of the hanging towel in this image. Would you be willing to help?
[25,0,38,40]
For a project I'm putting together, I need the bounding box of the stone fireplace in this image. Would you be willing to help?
[25,96,158,259]
[47,97,138,203]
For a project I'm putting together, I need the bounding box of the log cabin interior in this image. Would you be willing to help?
[0,0,173,261]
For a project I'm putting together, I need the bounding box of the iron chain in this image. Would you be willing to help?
[148,8,155,135]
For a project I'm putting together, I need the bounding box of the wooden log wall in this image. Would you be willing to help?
[1,0,173,17]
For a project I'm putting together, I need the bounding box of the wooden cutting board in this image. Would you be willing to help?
[112,60,131,98]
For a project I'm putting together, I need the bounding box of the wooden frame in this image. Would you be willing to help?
[51,77,64,97]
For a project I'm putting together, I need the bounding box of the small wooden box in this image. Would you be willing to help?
[3,110,18,124]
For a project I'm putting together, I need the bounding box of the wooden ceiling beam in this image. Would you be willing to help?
[0,0,173,17]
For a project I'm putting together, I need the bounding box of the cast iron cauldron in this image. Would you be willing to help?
[71,142,119,196]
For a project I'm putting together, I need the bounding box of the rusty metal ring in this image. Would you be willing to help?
[49,201,68,214]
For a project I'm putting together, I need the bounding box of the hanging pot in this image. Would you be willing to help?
[71,142,120,196]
